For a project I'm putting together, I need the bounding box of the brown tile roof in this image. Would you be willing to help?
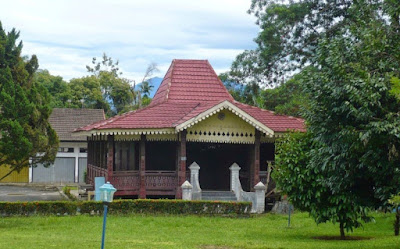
[50,108,105,141]
[76,59,305,134]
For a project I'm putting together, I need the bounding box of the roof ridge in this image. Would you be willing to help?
[172,102,202,127]
[166,59,176,102]
[149,60,175,107]
[206,60,234,101]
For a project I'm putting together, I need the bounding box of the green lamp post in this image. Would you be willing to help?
[99,181,117,249]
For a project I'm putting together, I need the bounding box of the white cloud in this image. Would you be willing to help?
[1,0,258,82]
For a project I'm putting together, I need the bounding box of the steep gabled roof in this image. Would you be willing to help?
[151,59,234,106]
[50,108,105,141]
[76,59,305,135]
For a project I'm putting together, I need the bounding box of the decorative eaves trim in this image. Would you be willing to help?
[73,128,177,137]
[175,100,275,137]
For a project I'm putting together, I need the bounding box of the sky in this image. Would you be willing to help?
[1,0,259,83]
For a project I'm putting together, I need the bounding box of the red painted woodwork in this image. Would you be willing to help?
[145,170,177,193]
[176,131,187,198]
[254,130,261,186]
[139,135,146,198]
[88,164,177,196]
[110,171,140,191]
[250,130,261,190]
[107,135,114,181]
[87,164,107,185]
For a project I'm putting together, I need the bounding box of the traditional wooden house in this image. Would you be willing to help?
[76,59,305,198]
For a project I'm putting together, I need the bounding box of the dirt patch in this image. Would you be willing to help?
[312,236,373,241]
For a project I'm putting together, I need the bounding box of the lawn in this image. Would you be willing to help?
[0,212,399,249]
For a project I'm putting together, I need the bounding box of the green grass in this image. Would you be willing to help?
[0,212,399,248]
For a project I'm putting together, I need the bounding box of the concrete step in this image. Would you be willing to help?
[201,191,237,201]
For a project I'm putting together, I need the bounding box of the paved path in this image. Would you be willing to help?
[0,185,65,202]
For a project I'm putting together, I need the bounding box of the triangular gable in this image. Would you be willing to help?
[175,100,275,137]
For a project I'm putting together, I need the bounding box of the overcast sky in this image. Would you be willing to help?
[1,0,259,82]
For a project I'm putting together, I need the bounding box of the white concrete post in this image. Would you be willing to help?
[254,181,266,214]
[229,163,242,200]
[189,162,201,192]
[189,162,202,200]
[181,181,193,200]
[74,156,79,183]
[28,158,33,183]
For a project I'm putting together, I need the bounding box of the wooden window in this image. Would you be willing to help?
[114,141,137,171]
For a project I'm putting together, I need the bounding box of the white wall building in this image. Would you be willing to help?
[30,108,105,184]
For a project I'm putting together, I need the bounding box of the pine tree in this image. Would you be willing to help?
[0,21,58,179]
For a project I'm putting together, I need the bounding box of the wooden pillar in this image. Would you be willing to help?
[139,134,146,199]
[176,130,187,199]
[251,130,261,189]
[106,135,114,182]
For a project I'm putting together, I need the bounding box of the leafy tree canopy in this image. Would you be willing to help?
[229,0,400,85]
[274,0,400,238]
[220,71,307,117]
[34,69,71,108]
[0,22,58,179]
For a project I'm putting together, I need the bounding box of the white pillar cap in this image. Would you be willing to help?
[229,163,241,170]
[254,181,266,190]
[181,180,193,189]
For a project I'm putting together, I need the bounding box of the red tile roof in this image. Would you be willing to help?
[151,59,234,106]
[76,59,305,133]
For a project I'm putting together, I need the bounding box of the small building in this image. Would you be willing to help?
[76,59,305,198]
[30,108,105,183]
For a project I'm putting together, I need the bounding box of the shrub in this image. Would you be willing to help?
[81,199,251,216]
[0,201,76,216]
[0,200,251,216]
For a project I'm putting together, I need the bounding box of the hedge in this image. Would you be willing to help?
[0,200,251,216]
[0,201,76,216]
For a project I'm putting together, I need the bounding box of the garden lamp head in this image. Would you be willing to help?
[99,182,117,203]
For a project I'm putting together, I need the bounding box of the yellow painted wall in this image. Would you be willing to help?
[187,110,256,143]
[0,165,28,183]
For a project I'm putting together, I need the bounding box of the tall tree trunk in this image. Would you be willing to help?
[395,210,400,236]
[340,222,345,240]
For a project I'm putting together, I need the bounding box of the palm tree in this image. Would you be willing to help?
[139,81,154,98]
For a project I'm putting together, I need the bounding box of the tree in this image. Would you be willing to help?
[389,193,400,236]
[220,71,307,116]
[34,69,71,108]
[274,132,372,239]
[109,78,134,114]
[86,52,121,78]
[138,81,153,99]
[134,62,159,107]
[274,1,400,238]
[0,22,58,179]
[220,72,263,107]
[69,76,110,112]
[229,0,397,85]
[260,71,309,117]
[85,53,135,116]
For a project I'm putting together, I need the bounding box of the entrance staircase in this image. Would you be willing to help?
[201,191,237,201]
